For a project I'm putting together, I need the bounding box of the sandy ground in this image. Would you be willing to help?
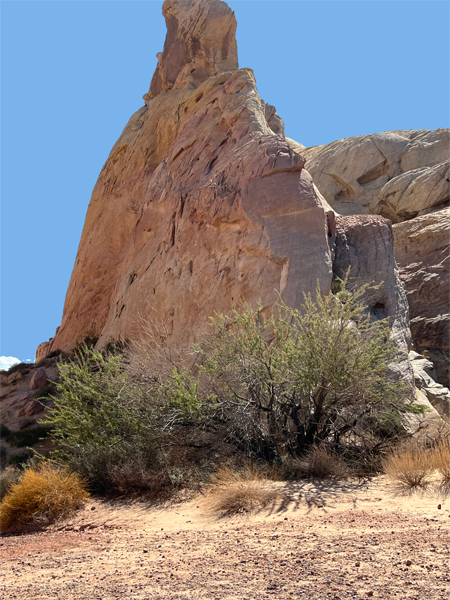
[1,477,449,600]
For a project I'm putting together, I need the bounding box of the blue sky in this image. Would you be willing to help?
[1,0,449,366]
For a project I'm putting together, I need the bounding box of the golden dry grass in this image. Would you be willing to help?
[383,444,434,490]
[203,464,280,516]
[290,445,349,479]
[430,438,450,485]
[0,465,89,533]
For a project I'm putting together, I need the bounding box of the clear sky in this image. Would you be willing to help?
[1,0,449,367]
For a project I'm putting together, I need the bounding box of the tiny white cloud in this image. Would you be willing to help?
[0,356,21,371]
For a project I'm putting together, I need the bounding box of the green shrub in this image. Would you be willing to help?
[42,344,210,496]
[197,281,422,461]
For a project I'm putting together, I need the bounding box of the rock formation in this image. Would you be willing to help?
[0,359,58,468]
[302,130,449,220]
[37,0,411,397]
[303,130,450,389]
[394,210,450,386]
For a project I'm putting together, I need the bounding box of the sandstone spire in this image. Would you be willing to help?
[36,0,411,374]
[148,0,238,98]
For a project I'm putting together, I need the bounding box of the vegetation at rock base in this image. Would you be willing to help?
[203,463,281,516]
[0,465,88,532]
[40,281,427,498]
[197,282,422,464]
[41,343,212,496]
[383,437,450,491]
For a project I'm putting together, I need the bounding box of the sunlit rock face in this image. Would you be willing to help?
[38,0,410,374]
[304,130,450,386]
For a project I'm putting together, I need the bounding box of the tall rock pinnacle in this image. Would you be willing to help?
[36,0,411,375]
[148,0,238,98]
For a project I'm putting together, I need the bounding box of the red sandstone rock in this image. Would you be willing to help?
[29,368,48,390]
[38,0,411,374]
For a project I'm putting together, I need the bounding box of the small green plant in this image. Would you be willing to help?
[8,451,34,468]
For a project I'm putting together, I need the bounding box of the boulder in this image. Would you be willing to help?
[29,368,48,390]
[409,351,450,418]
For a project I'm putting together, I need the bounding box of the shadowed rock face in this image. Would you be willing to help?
[304,130,450,387]
[394,209,450,386]
[36,0,410,371]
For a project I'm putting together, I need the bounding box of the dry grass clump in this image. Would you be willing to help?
[0,466,22,501]
[383,444,434,490]
[0,465,88,533]
[290,445,349,479]
[430,438,450,486]
[204,464,280,516]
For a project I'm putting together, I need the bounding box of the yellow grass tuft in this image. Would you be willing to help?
[290,445,349,479]
[430,438,450,486]
[204,464,280,516]
[0,465,89,533]
[383,445,433,490]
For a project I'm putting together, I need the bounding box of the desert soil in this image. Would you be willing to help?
[1,477,449,600]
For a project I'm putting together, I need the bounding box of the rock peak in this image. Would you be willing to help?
[148,0,238,99]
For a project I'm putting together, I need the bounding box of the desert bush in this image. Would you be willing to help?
[204,464,280,515]
[290,445,349,479]
[0,466,22,501]
[383,444,434,489]
[42,343,211,496]
[6,362,31,376]
[197,281,421,461]
[0,465,88,532]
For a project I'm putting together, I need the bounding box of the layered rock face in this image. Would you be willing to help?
[37,0,410,376]
[394,209,450,386]
[304,130,450,387]
[302,130,449,220]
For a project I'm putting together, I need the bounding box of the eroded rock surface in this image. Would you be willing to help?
[0,359,58,467]
[303,129,449,220]
[394,210,450,385]
[304,131,450,386]
[38,0,411,387]
[409,351,450,418]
